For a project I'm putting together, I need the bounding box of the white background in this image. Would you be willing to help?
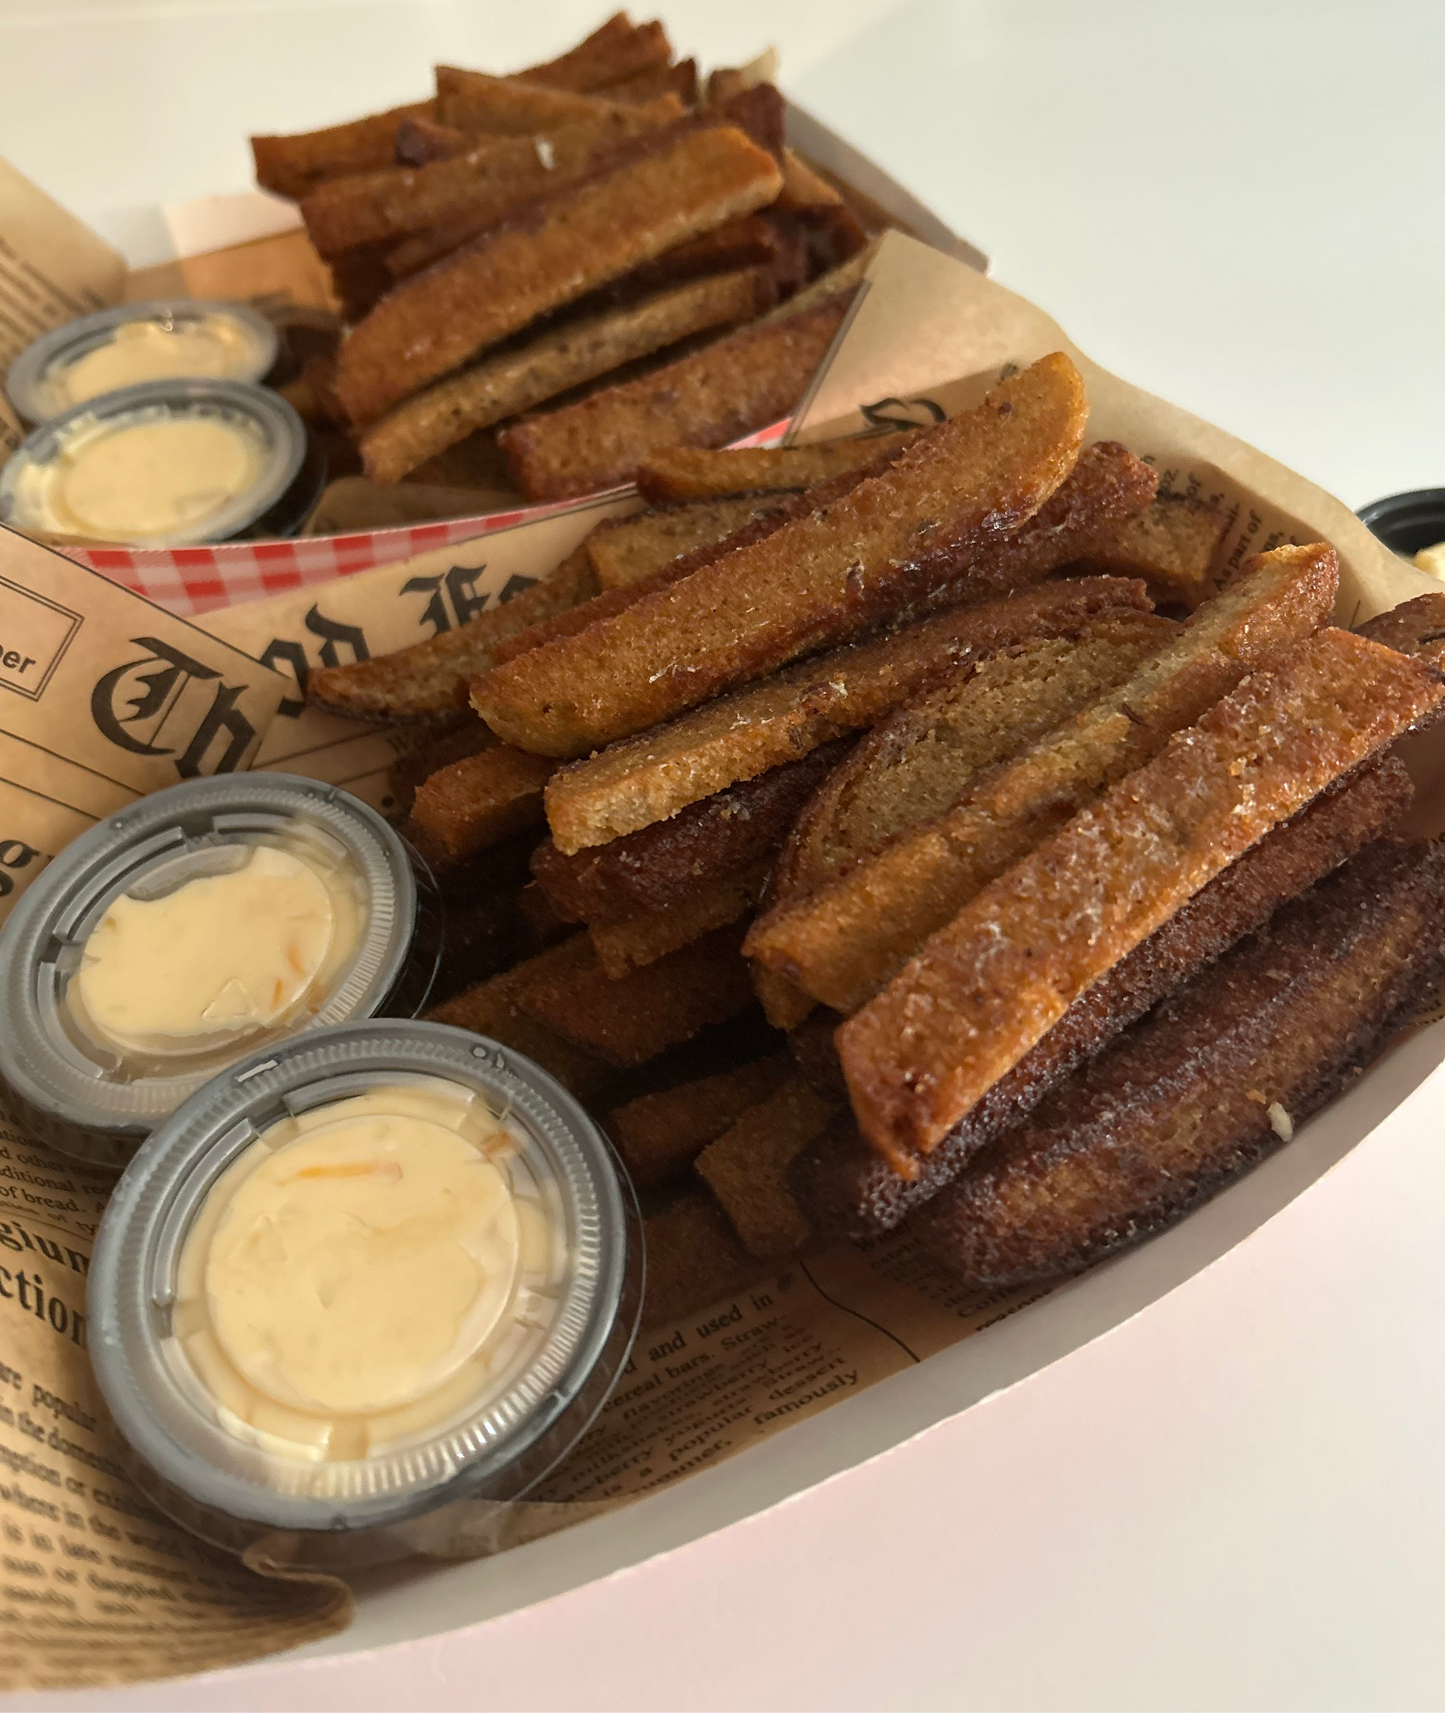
[3,3,1445,1707]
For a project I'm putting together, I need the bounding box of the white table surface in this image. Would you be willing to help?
[5,2,1445,1707]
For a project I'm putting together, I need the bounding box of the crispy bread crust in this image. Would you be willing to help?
[511,923,756,1067]
[542,575,1156,853]
[532,740,853,923]
[605,1055,793,1192]
[792,754,1415,1236]
[589,863,769,975]
[916,838,1445,1292]
[1357,592,1445,666]
[252,102,436,201]
[765,611,1180,910]
[640,1190,762,1330]
[518,15,673,94]
[694,1080,839,1260]
[433,66,636,134]
[360,268,769,482]
[335,123,783,425]
[406,744,556,864]
[750,544,1341,1015]
[305,549,598,721]
[1073,493,1230,608]
[840,621,1445,1165]
[497,294,851,501]
[635,433,918,502]
[586,492,787,589]
[475,354,1091,755]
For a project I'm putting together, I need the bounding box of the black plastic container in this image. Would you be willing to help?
[1357,489,1445,561]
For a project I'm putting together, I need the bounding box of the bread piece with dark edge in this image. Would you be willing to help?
[916,837,1445,1293]
[1073,493,1231,609]
[511,923,755,1067]
[769,612,1184,911]
[590,864,770,975]
[641,1189,765,1330]
[1357,591,1445,666]
[842,623,1445,1168]
[748,544,1341,1016]
[532,740,853,923]
[306,548,598,722]
[498,293,850,502]
[793,753,1414,1238]
[489,444,913,667]
[585,493,791,589]
[477,354,1089,753]
[360,268,771,483]
[426,937,615,1101]
[695,1080,839,1260]
[394,115,471,166]
[335,123,783,425]
[635,433,918,502]
[432,66,639,135]
[390,719,496,818]
[606,1055,792,1191]
[252,102,437,201]
[406,745,556,865]
[299,97,683,258]
[542,575,1157,854]
[519,15,674,95]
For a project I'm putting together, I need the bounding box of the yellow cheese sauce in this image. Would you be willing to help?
[1414,542,1445,580]
[55,316,259,407]
[16,411,266,543]
[169,1081,563,1462]
[70,843,362,1061]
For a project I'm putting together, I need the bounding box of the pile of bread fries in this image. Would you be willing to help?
[304,333,1445,1329]
[253,14,882,504]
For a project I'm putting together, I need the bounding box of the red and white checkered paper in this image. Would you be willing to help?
[56,420,792,619]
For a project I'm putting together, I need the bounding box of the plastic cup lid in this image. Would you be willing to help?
[5,299,279,425]
[0,773,419,1146]
[0,378,307,548]
[89,1020,636,1534]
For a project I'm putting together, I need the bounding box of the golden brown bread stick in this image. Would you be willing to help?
[746,544,1340,1014]
[305,547,599,721]
[606,1056,792,1191]
[916,838,1445,1293]
[335,123,784,425]
[433,66,634,134]
[475,354,1090,756]
[589,865,770,975]
[516,15,673,94]
[252,101,435,201]
[694,1080,839,1260]
[497,293,851,502]
[841,622,1445,1166]
[792,753,1415,1237]
[301,98,682,257]
[407,745,557,865]
[1074,493,1231,609]
[360,269,771,482]
[634,433,917,502]
[584,493,788,588]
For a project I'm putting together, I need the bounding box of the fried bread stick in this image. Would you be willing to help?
[1358,591,1445,665]
[360,268,771,482]
[916,837,1445,1293]
[1076,493,1231,609]
[606,1055,791,1191]
[590,865,770,975]
[427,937,615,1100]
[541,574,1159,854]
[532,740,853,923]
[585,492,788,588]
[335,122,783,425]
[512,923,755,1066]
[640,1189,763,1329]
[305,547,598,721]
[252,101,436,201]
[394,115,472,166]
[599,57,698,107]
[490,445,912,667]
[301,97,683,257]
[695,1080,839,1260]
[635,433,917,502]
[477,354,1090,754]
[433,66,637,135]
[793,753,1415,1237]
[501,437,1151,686]
[390,718,497,818]
[842,622,1445,1166]
[497,293,851,502]
[748,544,1340,1014]
[769,613,1186,910]
[520,15,673,94]
[407,744,556,865]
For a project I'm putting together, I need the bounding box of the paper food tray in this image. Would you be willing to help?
[0,99,1440,1704]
